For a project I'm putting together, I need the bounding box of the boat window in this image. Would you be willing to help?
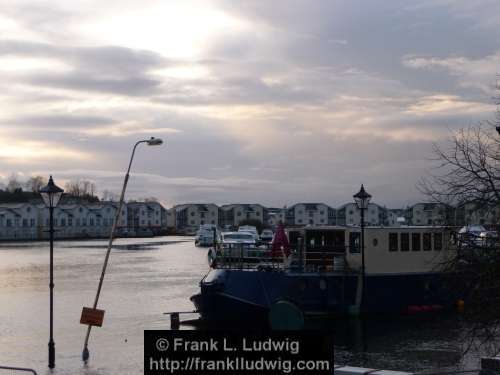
[412,233,421,251]
[389,233,398,252]
[400,233,410,251]
[434,233,443,251]
[423,233,432,251]
[349,232,360,253]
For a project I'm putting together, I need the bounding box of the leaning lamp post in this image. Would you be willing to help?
[353,184,371,312]
[39,176,64,369]
[81,137,163,362]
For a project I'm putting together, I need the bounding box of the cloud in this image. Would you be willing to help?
[0,0,499,208]
[403,52,500,94]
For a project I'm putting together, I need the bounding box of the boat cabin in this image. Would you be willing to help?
[286,225,454,274]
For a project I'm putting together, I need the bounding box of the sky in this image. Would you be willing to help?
[0,0,499,208]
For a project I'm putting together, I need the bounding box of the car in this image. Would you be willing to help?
[260,229,274,243]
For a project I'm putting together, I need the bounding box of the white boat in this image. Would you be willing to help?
[238,225,260,242]
[195,224,218,247]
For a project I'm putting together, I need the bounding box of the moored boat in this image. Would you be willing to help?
[191,225,457,328]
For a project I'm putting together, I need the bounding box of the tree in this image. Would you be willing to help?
[6,174,22,193]
[25,175,47,193]
[65,179,97,198]
[419,120,500,355]
[419,125,500,212]
[102,189,119,202]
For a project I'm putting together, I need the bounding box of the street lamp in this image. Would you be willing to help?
[82,137,163,362]
[353,184,371,312]
[39,175,64,369]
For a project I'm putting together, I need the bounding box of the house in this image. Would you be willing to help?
[284,203,334,226]
[336,203,386,226]
[174,203,219,232]
[219,204,265,229]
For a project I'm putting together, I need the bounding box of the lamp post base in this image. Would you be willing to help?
[48,340,55,368]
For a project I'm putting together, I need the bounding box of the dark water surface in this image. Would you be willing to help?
[0,237,490,374]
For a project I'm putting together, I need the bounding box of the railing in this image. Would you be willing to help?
[0,366,37,374]
[212,243,350,273]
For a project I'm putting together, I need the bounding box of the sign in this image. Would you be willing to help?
[80,307,105,327]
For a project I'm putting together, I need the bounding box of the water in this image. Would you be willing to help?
[0,237,491,374]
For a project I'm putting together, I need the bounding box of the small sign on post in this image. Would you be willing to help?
[80,307,105,327]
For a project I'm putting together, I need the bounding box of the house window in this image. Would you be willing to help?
[320,211,324,215]
[76,218,80,226]
[423,233,431,251]
[434,233,443,251]
[309,219,313,224]
[191,212,195,216]
[61,218,66,227]
[7,219,12,227]
[27,207,31,212]
[30,218,35,227]
[22,219,28,227]
[90,218,94,226]
[297,219,302,224]
[389,233,398,251]
[97,218,101,226]
[79,207,83,213]
[400,233,409,251]
[349,232,360,253]
[412,233,420,251]
[82,218,86,226]
[309,212,313,217]
[349,210,354,215]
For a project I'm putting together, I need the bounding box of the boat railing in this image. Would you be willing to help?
[212,243,352,273]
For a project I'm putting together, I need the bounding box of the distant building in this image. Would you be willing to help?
[127,201,166,235]
[174,203,219,232]
[219,204,265,229]
[284,203,334,226]
[336,203,386,226]
[0,200,166,240]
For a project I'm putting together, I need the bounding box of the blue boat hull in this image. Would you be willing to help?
[191,269,455,326]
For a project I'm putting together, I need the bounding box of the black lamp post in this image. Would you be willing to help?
[39,176,64,369]
[353,184,371,312]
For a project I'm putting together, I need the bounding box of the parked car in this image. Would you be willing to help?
[260,229,274,243]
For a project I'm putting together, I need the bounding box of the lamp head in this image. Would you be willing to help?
[353,184,372,210]
[39,175,64,208]
[146,137,163,146]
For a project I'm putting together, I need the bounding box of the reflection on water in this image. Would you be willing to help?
[0,236,492,374]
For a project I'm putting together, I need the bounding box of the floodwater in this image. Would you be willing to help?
[0,237,491,374]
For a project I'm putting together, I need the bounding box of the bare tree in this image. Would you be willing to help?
[65,179,96,198]
[6,174,22,193]
[102,189,119,202]
[419,125,500,211]
[419,104,500,356]
[25,175,47,193]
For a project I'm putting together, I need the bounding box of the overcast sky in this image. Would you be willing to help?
[0,0,499,208]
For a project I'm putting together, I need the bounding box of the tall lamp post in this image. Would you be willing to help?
[82,137,163,362]
[39,176,64,369]
[353,184,371,312]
